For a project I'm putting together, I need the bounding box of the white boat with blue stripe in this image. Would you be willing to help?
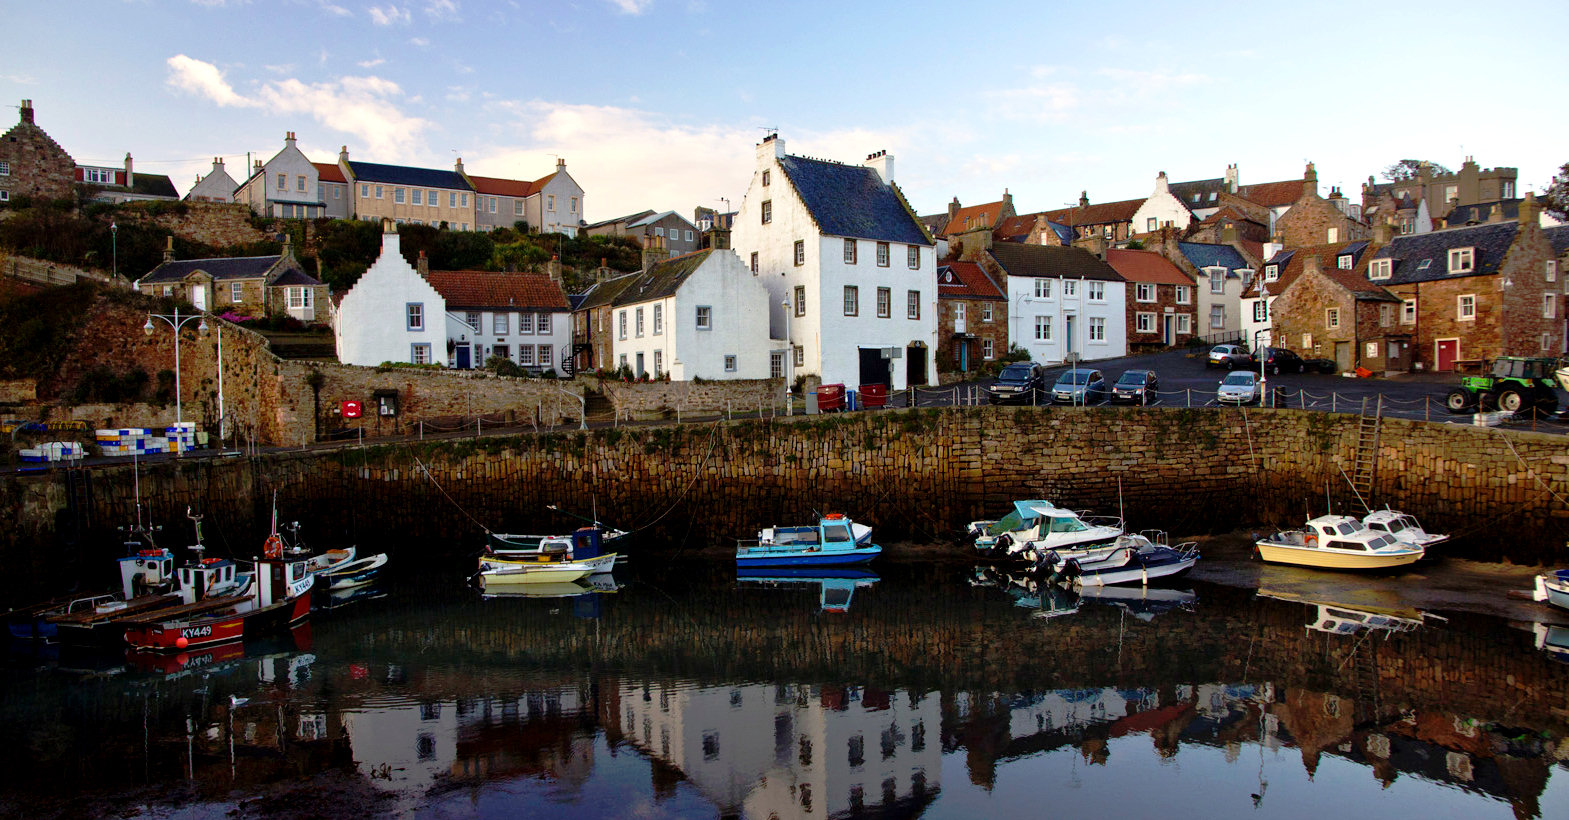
[736,514,881,569]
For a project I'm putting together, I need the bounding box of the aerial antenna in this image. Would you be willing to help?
[759,126,778,136]
[717,197,730,214]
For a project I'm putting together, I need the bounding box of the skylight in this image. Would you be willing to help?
[1417,259,1432,270]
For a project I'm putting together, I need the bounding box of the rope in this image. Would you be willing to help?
[404,448,494,532]
[1493,428,1569,509]
[622,417,725,536]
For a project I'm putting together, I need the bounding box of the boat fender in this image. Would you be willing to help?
[263,535,284,559]
[996,534,1013,552]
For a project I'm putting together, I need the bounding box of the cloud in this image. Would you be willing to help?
[424,0,460,19]
[164,55,432,159]
[608,0,653,14]
[318,2,352,16]
[368,4,411,25]
[1,73,38,85]
[358,57,386,68]
[409,36,430,47]
[264,63,296,74]
[189,0,249,6]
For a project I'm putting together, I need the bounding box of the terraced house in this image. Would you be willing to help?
[339,148,476,230]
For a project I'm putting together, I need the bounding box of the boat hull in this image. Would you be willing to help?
[735,545,882,569]
[1536,573,1569,611]
[322,554,388,590]
[1255,542,1423,570]
[478,566,593,585]
[123,595,312,652]
[1076,554,1198,587]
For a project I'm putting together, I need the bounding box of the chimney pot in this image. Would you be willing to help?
[19,99,33,124]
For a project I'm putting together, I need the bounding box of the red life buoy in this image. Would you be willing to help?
[1305,534,1319,547]
[263,535,284,559]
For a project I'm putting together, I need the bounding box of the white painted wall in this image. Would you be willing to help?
[185,159,237,203]
[1195,266,1253,340]
[238,135,320,217]
[335,232,447,366]
[450,308,571,370]
[1129,173,1192,234]
[528,166,585,236]
[1006,276,1128,364]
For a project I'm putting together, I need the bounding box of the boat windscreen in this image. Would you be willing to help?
[1049,516,1089,533]
[822,524,852,543]
[986,510,1027,536]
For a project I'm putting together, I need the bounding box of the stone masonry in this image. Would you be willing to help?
[0,100,75,203]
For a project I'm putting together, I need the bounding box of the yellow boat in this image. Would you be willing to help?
[475,552,616,586]
[1254,515,1424,570]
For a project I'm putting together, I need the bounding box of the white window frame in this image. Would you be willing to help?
[394,187,406,204]
[1209,304,1225,329]
[1176,314,1192,334]
[1264,265,1278,282]
[1548,260,1558,283]
[794,286,806,317]
[230,282,243,303]
[983,339,995,359]
[1135,283,1156,303]
[1088,316,1106,342]
[907,290,920,319]
[1379,304,1392,327]
[1063,280,1078,298]
[494,312,510,335]
[1207,267,1225,294]
[876,242,890,267]
[1369,259,1391,280]
[1034,315,1052,341]
[1034,278,1052,298]
[843,286,858,316]
[411,343,431,364]
[1136,312,1156,333]
[538,313,551,334]
[876,287,890,318]
[653,304,663,335]
[518,312,534,335]
[1175,286,1191,305]
[1545,293,1557,320]
[1087,281,1105,301]
[1326,308,1339,329]
[635,307,645,337]
[618,310,627,340]
[761,200,772,224]
[1252,300,1267,323]
[406,303,424,331]
[466,311,481,332]
[793,240,804,266]
[1449,248,1474,273]
[1458,294,1476,321]
[696,305,712,330]
[724,355,736,372]
[1337,255,1353,270]
[982,303,993,322]
[843,238,857,264]
[907,245,920,269]
[1402,299,1416,325]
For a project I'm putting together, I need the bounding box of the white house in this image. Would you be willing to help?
[422,264,573,372]
[1176,241,1255,341]
[184,157,237,203]
[235,132,325,219]
[334,222,447,366]
[981,243,1129,364]
[1129,172,1193,236]
[731,135,938,390]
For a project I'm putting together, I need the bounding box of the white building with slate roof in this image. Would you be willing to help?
[335,221,448,367]
[731,135,937,391]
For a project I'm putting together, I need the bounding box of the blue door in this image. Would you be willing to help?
[455,344,471,369]
[958,341,969,372]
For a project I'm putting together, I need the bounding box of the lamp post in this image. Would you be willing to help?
[781,298,793,415]
[110,222,117,280]
[1254,327,1271,407]
[144,308,208,426]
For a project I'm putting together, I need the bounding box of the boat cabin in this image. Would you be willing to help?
[1363,510,1422,537]
[176,557,243,604]
[769,516,855,547]
[118,548,176,599]
[1301,515,1402,552]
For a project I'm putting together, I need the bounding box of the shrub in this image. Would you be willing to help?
[487,355,527,378]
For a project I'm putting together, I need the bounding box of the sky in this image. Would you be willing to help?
[4,1,1566,224]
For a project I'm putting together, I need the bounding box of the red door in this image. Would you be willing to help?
[1436,340,1458,372]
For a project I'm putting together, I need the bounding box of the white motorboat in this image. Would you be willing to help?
[476,552,617,586]
[1362,508,1448,551]
[320,552,389,590]
[968,500,1124,560]
[1032,532,1199,587]
[1255,514,1424,570]
[1533,569,1569,612]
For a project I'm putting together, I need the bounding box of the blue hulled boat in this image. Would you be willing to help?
[736,514,881,568]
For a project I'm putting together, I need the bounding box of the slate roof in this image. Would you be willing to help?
[574,273,641,311]
[270,268,324,287]
[1251,241,1385,298]
[313,162,347,184]
[1368,222,1518,285]
[345,160,472,190]
[138,255,290,284]
[1105,249,1192,286]
[937,261,1005,300]
[627,210,695,230]
[1442,199,1538,228]
[1168,177,1228,209]
[425,270,569,311]
[608,250,713,306]
[584,210,656,231]
[985,243,1123,282]
[1177,242,1250,272]
[1546,225,1569,255]
[128,173,178,198]
[777,155,930,245]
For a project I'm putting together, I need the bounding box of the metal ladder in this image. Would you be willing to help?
[1348,396,1383,512]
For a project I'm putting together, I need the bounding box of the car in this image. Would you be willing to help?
[1259,347,1305,375]
[1051,368,1106,404]
[1110,369,1159,405]
[987,362,1047,405]
[1207,344,1253,370]
[1302,358,1337,374]
[1216,371,1261,405]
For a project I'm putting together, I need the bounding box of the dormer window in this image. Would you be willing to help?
[1448,248,1474,273]
[1369,259,1392,280]
[1337,255,1353,270]
[1264,264,1278,282]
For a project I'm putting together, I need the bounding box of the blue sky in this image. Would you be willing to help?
[4,1,1565,222]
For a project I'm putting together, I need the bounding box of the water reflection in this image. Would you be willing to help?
[1,561,1566,819]
[737,568,881,613]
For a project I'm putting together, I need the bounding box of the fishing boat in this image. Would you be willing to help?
[1030,532,1199,587]
[1254,514,1424,570]
[736,567,880,613]
[1361,508,1449,551]
[318,552,388,590]
[485,525,619,574]
[1533,569,1569,612]
[735,514,881,569]
[487,502,632,554]
[475,552,616,586]
[1533,622,1569,663]
[967,500,1124,561]
[119,547,315,652]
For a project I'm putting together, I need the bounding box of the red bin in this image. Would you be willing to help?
[858,383,888,409]
[817,383,846,412]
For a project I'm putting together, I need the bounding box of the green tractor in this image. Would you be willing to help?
[1444,356,1564,414]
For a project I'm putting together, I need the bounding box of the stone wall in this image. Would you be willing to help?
[0,379,36,404]
[599,377,784,419]
[119,201,273,249]
[0,102,74,202]
[0,251,116,288]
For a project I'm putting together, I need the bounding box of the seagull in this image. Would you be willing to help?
[229,695,249,708]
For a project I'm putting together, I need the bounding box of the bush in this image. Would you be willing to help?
[487,355,526,378]
[69,365,150,404]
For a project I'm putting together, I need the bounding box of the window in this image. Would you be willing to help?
[1338,255,1353,270]
[538,313,551,334]
[546,195,555,210]
[1175,285,1191,304]
[494,312,510,334]
[653,349,663,376]
[1063,280,1078,298]
[1147,217,1157,231]
[1176,314,1192,334]
[876,242,889,267]
[449,192,457,208]
[794,345,804,367]
[515,201,525,216]
[635,307,645,337]
[1546,293,1557,319]
[1327,227,1339,243]
[571,197,578,213]
[395,187,407,204]
[428,189,436,205]
[1253,301,1268,323]
[466,311,481,332]
[1458,294,1476,320]
[1402,299,1416,324]
[1034,278,1052,298]
[1209,304,1225,329]
[794,286,806,317]
[907,290,920,319]
[297,175,306,192]
[334,186,340,199]
[1034,315,1052,341]
[684,230,693,242]
[1369,259,1391,279]
[412,189,422,206]
[696,306,712,330]
[517,345,533,365]
[983,339,994,359]
[653,304,663,335]
[618,310,627,340]
[770,351,784,378]
[877,287,891,318]
[519,312,534,335]
[844,238,857,264]
[619,354,628,370]
[655,227,665,237]
[749,252,758,273]
[411,343,431,364]
[1208,268,1225,294]
[724,355,736,372]
[1089,317,1105,342]
[162,285,173,297]
[1548,260,1558,283]
[843,286,859,316]
[276,173,286,191]
[0,160,8,175]
[761,200,773,224]
[1449,248,1474,273]
[1326,308,1340,329]
[83,167,114,184]
[1264,264,1279,282]
[406,303,424,330]
[762,169,770,187]
[230,282,243,303]
[1088,281,1105,301]
[908,245,920,269]
[793,240,804,266]
[1380,304,1392,327]
[982,303,993,322]
[287,287,312,309]
[1136,312,1156,333]
[955,303,967,324]
[1444,184,1458,203]
[461,194,468,207]
[1136,283,1156,302]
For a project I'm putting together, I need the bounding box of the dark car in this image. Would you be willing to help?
[1050,368,1107,405]
[1206,344,1254,370]
[1110,369,1159,404]
[1302,358,1337,374]
[987,362,1047,405]
[1259,347,1305,375]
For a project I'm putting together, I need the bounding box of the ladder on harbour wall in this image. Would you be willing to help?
[1348,396,1383,512]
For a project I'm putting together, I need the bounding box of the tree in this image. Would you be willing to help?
[1544,162,1569,223]
[1381,159,1452,182]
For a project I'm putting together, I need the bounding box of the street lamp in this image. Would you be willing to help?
[781,298,793,415]
[110,222,117,280]
[144,308,208,426]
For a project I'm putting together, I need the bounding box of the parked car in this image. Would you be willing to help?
[1051,369,1106,405]
[1259,347,1305,375]
[1110,370,1159,405]
[1207,344,1253,370]
[1216,371,1261,405]
[1302,358,1337,374]
[987,362,1047,405]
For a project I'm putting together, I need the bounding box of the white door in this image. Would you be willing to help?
[191,284,207,310]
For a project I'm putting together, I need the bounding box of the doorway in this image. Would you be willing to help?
[1435,338,1459,371]
[1162,314,1175,347]
[1334,341,1352,372]
[1063,314,1076,356]
[455,343,471,369]
[858,347,891,387]
[191,284,207,311]
[907,343,928,386]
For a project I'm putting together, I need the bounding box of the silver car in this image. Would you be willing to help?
[1216,371,1260,405]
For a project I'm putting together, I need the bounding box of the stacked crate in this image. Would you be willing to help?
[166,422,197,453]
[18,441,86,463]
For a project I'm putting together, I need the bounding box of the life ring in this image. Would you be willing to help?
[263,535,284,559]
[1305,534,1319,547]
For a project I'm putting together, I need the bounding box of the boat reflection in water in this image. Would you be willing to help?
[736,567,880,612]
[1258,588,1437,636]
[972,566,1197,621]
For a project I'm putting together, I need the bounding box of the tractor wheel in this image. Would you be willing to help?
[1499,390,1526,413]
[1444,389,1474,414]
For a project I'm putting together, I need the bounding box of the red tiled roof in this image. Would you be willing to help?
[1251,241,1370,297]
[313,162,346,183]
[938,261,1005,300]
[1042,197,1143,226]
[1235,179,1306,208]
[1198,206,1262,226]
[467,174,540,198]
[425,270,569,310]
[993,213,1041,242]
[1105,249,1192,286]
[943,201,1006,235]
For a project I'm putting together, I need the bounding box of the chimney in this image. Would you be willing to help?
[1002,188,1013,213]
[947,196,960,223]
[124,153,133,185]
[596,257,613,282]
[641,235,670,271]
[957,226,993,262]
[757,133,785,165]
[1303,162,1318,198]
[339,145,350,164]
[254,159,262,173]
[416,249,429,277]
[454,156,465,175]
[1519,191,1539,229]
[865,150,893,185]
[1153,171,1169,195]
[547,255,562,284]
[1302,254,1321,276]
[284,131,296,147]
[163,236,175,263]
[1221,223,1238,244]
[19,99,33,125]
[706,227,731,250]
[1373,220,1392,245]
[1079,190,1090,209]
[1487,203,1505,223]
[556,157,566,170]
[1225,163,1239,193]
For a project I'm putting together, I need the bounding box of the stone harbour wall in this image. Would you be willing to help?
[600,377,785,419]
